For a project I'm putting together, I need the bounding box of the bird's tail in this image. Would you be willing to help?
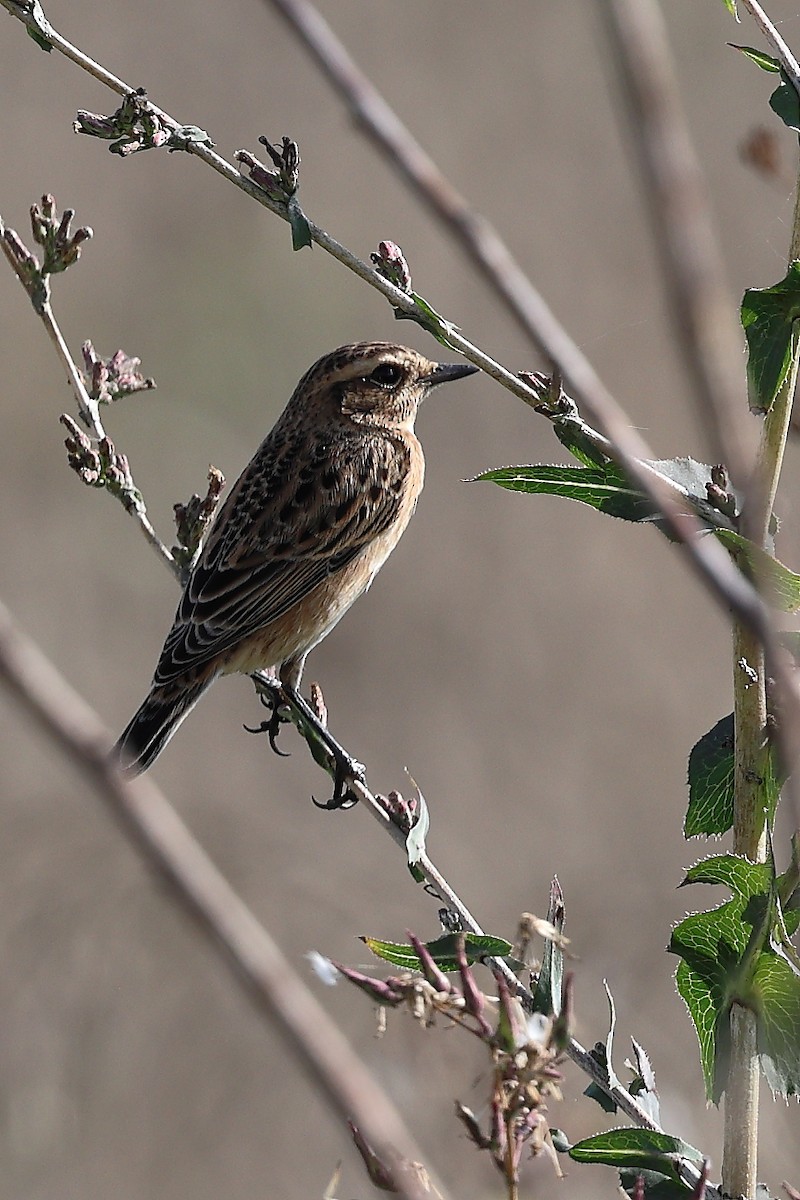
[113,680,209,777]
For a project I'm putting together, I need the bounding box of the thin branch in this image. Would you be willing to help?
[0,208,177,574]
[738,0,800,94]
[240,680,685,1148]
[0,597,446,1200]
[601,0,751,482]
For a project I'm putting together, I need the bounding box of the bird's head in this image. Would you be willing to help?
[296,342,478,430]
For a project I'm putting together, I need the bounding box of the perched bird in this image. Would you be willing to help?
[114,341,477,785]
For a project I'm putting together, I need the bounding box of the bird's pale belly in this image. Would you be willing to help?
[218,516,412,678]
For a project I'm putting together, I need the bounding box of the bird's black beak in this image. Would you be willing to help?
[427,361,479,388]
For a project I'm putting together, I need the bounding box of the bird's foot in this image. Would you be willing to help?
[282,683,365,810]
[245,680,291,757]
[311,746,366,811]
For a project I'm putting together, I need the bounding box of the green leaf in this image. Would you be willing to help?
[532,877,565,1016]
[729,44,780,72]
[286,197,312,251]
[393,292,461,351]
[716,528,800,611]
[670,854,800,1099]
[770,72,800,133]
[167,124,215,152]
[583,1062,618,1113]
[753,948,800,1095]
[686,714,735,837]
[741,262,800,412]
[568,1128,703,1184]
[362,932,513,972]
[551,418,611,467]
[473,453,739,537]
[471,464,656,522]
[26,25,52,51]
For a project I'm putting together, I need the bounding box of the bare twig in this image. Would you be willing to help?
[737,0,800,95]
[0,597,445,1200]
[602,0,751,481]
[0,206,176,574]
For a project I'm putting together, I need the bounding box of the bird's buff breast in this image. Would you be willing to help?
[218,501,418,678]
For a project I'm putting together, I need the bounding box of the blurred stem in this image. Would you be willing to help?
[723,101,800,1200]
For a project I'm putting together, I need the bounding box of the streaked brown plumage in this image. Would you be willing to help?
[115,342,477,776]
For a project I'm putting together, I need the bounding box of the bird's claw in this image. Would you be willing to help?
[244,687,291,757]
[311,751,366,811]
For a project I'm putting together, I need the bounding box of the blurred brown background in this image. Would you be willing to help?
[1,1,798,1196]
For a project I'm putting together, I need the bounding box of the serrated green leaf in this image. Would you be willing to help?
[361,932,512,972]
[753,949,800,1095]
[472,464,656,522]
[716,528,800,611]
[741,263,800,412]
[568,1128,703,1182]
[473,454,740,537]
[532,876,565,1016]
[685,710,779,840]
[729,44,780,72]
[686,714,735,837]
[670,855,800,1099]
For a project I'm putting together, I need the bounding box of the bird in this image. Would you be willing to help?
[114,341,477,794]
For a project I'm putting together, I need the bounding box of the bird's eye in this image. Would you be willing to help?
[368,363,403,389]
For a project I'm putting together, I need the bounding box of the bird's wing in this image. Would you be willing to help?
[153,430,411,685]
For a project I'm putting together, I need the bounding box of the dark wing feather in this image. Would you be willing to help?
[153,429,409,685]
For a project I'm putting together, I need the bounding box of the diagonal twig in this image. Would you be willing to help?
[602,0,751,482]
[0,597,446,1200]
